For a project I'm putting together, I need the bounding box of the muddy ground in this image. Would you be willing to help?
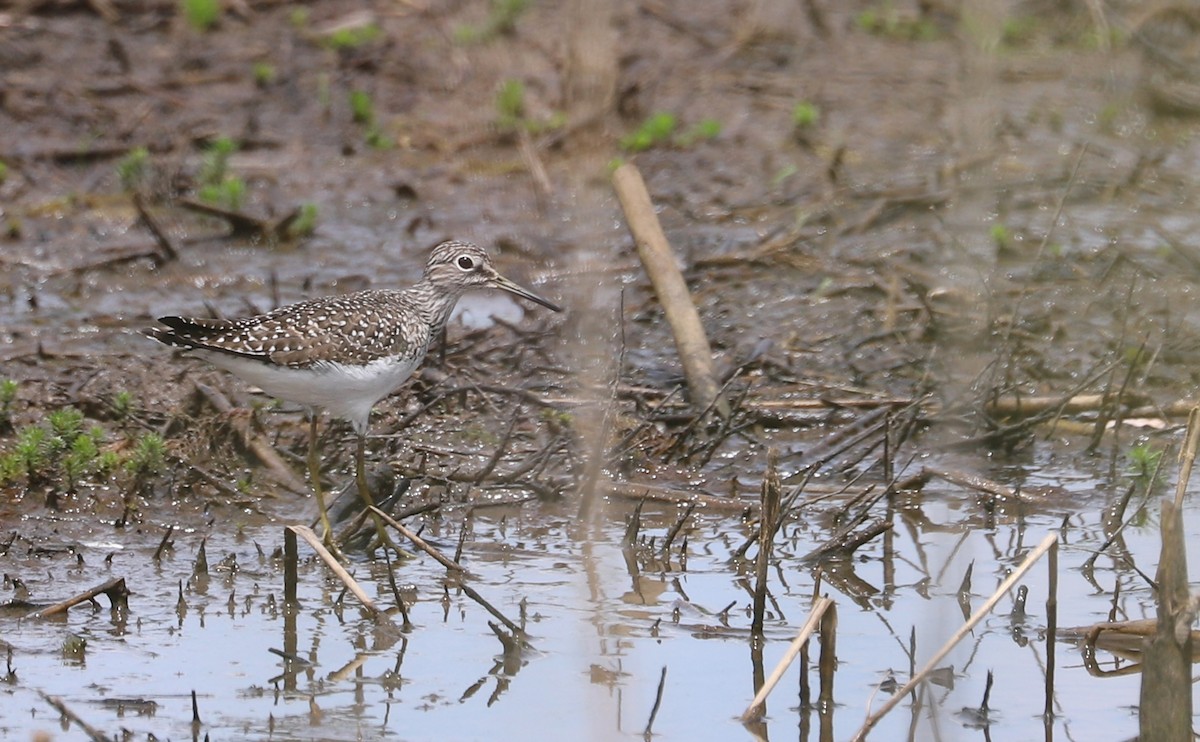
[3,0,1200,740]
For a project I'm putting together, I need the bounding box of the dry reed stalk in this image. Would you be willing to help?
[612,163,725,416]
[741,596,834,721]
[1044,537,1058,719]
[287,525,383,617]
[751,452,782,635]
[34,577,128,618]
[1138,406,1200,738]
[851,531,1058,740]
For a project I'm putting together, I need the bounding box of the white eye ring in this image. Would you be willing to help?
[456,255,475,271]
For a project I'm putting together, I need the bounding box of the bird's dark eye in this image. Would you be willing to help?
[456,256,475,271]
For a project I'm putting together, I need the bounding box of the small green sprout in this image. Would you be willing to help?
[63,433,99,492]
[0,160,8,186]
[14,425,49,481]
[252,62,277,87]
[1127,443,1163,480]
[674,118,721,147]
[0,453,22,485]
[855,6,938,41]
[990,224,1012,251]
[496,79,525,130]
[199,137,237,186]
[95,450,121,477]
[198,178,246,210]
[620,112,677,153]
[455,0,530,43]
[182,0,220,31]
[1000,16,1038,47]
[116,147,150,192]
[47,408,85,444]
[792,101,820,128]
[772,163,799,186]
[112,390,134,421]
[347,90,391,148]
[287,203,319,239]
[0,379,17,430]
[324,23,381,50]
[125,432,167,478]
[364,128,393,149]
[288,7,309,28]
[349,90,375,125]
[539,407,573,427]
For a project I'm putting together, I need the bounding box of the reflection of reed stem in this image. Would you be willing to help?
[741,596,834,721]
[1043,538,1058,719]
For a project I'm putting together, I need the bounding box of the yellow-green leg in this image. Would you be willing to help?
[355,434,401,554]
[307,415,337,548]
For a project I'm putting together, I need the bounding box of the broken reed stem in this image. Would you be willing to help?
[1173,406,1200,509]
[612,162,725,416]
[644,665,668,736]
[622,497,646,547]
[1044,537,1058,719]
[818,601,837,708]
[381,547,412,630]
[369,506,466,573]
[454,514,470,564]
[194,537,209,576]
[660,502,695,557]
[191,380,306,493]
[133,192,179,263]
[283,527,298,605]
[1138,405,1200,740]
[152,524,174,561]
[34,577,129,618]
[287,525,383,618]
[741,596,834,721]
[752,451,782,635]
[851,531,1059,741]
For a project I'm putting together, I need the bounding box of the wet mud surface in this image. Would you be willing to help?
[4,1,1200,740]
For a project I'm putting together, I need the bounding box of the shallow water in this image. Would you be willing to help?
[0,458,1187,741]
[6,3,1200,739]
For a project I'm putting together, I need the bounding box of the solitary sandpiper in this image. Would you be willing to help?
[146,239,561,549]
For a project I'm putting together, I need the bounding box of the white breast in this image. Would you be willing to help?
[193,350,422,434]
